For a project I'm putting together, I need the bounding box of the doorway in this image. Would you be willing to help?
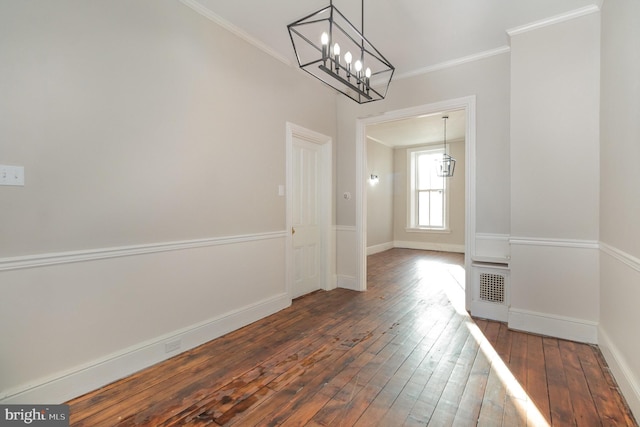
[355,96,476,310]
[286,123,333,299]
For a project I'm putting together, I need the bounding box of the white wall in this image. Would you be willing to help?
[509,12,600,342]
[0,0,336,403]
[599,0,640,417]
[366,139,394,253]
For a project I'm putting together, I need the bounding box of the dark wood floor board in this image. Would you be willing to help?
[402,316,471,425]
[451,337,492,426]
[558,340,602,427]
[351,327,448,425]
[429,332,482,424]
[90,294,363,425]
[508,330,529,394]
[582,345,637,426]
[376,307,460,426]
[543,337,577,427]
[482,320,502,348]
[214,302,412,425]
[476,364,513,426]
[526,333,552,424]
[70,290,351,425]
[340,303,464,426]
[494,322,514,363]
[65,249,636,427]
[229,287,444,426]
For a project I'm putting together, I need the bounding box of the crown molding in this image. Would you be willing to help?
[507,5,600,37]
[394,45,511,81]
[178,0,292,66]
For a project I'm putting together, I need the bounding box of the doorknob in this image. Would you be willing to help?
[292,227,296,235]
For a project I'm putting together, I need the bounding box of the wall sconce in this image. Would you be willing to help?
[369,174,379,185]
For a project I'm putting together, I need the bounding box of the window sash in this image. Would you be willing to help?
[408,147,448,230]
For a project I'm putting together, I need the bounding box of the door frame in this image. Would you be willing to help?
[286,122,334,300]
[355,96,476,310]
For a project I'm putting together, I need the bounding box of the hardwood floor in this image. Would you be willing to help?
[66,249,637,426]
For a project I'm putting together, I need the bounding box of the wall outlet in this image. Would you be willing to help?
[164,338,182,353]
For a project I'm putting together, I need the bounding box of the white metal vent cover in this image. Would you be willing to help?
[479,272,505,304]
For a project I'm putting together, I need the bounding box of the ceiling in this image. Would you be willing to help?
[183,0,601,146]
[367,109,466,147]
[185,0,601,79]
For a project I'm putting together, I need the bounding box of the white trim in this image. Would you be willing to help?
[394,46,511,81]
[474,233,510,263]
[367,242,394,256]
[509,236,599,249]
[507,5,601,36]
[600,242,640,273]
[0,231,286,272]
[335,225,356,232]
[508,308,598,344]
[393,241,465,254]
[178,0,291,66]
[472,301,509,323]
[476,232,510,241]
[598,326,640,419]
[336,275,358,291]
[405,228,451,234]
[356,96,476,308]
[0,292,290,404]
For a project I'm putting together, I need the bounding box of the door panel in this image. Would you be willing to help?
[292,137,322,298]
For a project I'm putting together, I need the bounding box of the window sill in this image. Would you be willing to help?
[405,227,451,234]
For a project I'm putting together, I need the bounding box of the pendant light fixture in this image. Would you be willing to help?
[287,0,394,104]
[436,115,456,178]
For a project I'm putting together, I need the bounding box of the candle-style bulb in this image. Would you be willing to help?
[333,43,340,73]
[365,67,372,94]
[354,60,363,87]
[321,32,329,64]
[345,51,353,79]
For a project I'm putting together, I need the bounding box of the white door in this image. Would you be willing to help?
[292,136,323,298]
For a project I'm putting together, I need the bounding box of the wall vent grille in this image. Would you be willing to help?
[479,272,505,303]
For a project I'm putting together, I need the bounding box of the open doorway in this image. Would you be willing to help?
[355,96,476,310]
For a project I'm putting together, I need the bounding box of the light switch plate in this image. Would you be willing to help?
[0,165,25,186]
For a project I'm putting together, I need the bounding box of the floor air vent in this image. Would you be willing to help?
[472,261,509,322]
[479,272,505,303]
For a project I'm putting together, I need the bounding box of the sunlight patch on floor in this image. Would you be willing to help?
[466,319,550,426]
[415,258,549,426]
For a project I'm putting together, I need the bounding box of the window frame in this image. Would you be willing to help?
[406,145,451,233]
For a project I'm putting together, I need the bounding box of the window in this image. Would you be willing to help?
[408,146,449,230]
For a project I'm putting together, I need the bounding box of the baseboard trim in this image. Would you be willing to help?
[337,275,359,291]
[367,242,394,255]
[508,308,598,344]
[598,326,640,419]
[394,240,465,253]
[472,301,509,322]
[0,293,291,404]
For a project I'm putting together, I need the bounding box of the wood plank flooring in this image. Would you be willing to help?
[66,249,637,426]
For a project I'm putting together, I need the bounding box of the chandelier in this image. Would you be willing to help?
[287,0,394,104]
[436,115,456,177]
